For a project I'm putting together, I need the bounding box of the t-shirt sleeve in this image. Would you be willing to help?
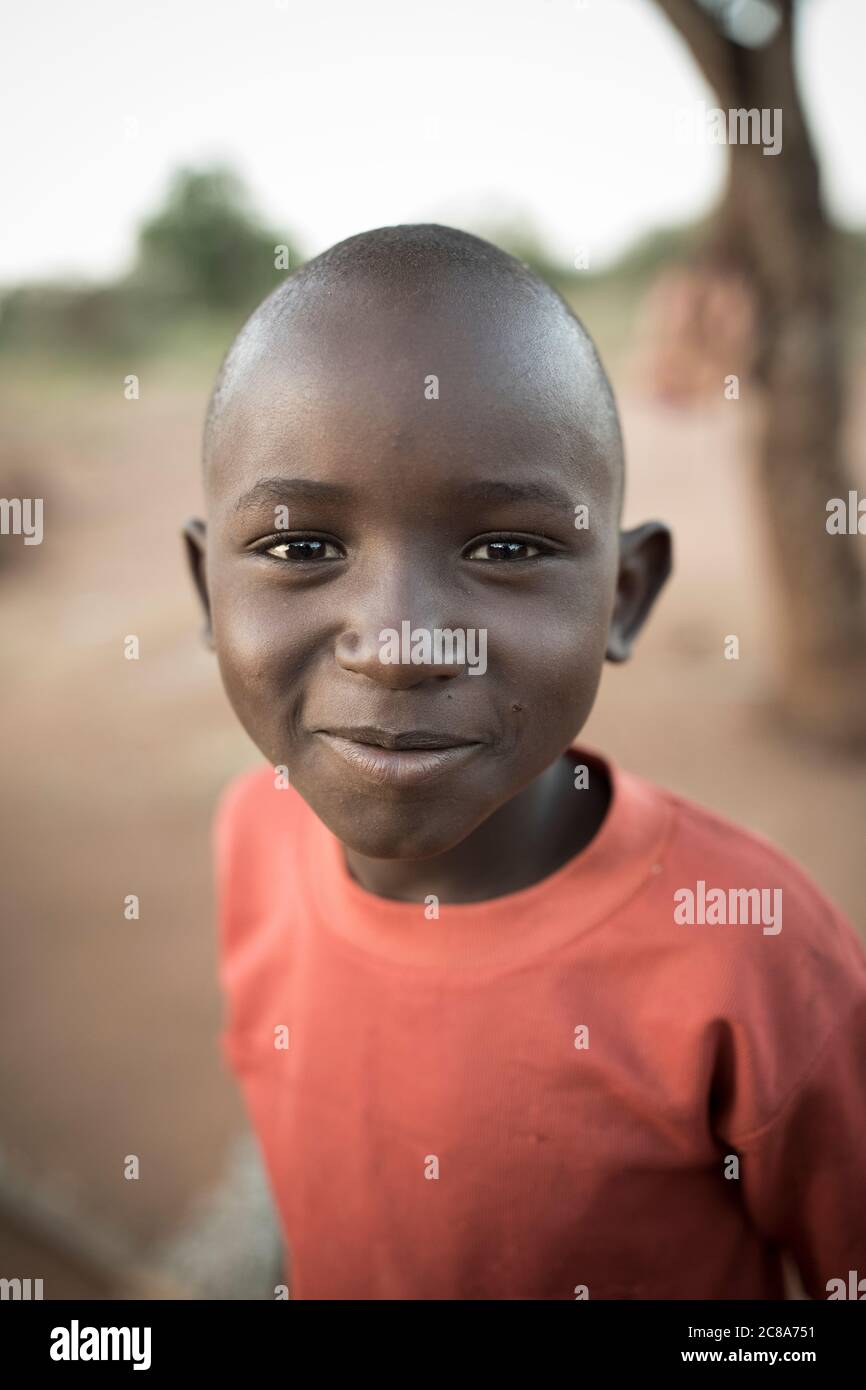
[727,988,866,1299]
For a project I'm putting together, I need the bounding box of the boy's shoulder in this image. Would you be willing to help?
[212,762,309,889]
[656,771,849,923]
[631,763,866,1003]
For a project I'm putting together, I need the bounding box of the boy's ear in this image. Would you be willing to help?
[606,522,672,663]
[183,517,213,649]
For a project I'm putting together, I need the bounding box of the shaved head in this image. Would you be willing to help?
[202,222,624,513]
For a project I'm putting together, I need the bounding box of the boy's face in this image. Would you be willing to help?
[187,276,669,859]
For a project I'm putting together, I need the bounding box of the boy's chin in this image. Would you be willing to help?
[313,798,488,864]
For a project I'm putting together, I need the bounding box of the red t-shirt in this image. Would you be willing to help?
[214,745,866,1300]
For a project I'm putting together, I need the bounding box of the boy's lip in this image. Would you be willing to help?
[315,730,483,787]
[316,724,480,751]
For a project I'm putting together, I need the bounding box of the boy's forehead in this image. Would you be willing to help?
[206,276,622,513]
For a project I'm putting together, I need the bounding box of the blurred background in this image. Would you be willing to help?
[1,0,865,1298]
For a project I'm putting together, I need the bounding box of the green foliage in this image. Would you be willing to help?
[133,165,299,311]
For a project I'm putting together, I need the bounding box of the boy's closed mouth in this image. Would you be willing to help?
[314,726,484,787]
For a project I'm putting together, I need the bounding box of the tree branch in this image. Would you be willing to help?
[653,0,738,102]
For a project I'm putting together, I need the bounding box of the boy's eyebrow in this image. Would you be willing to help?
[456,479,574,510]
[233,477,353,512]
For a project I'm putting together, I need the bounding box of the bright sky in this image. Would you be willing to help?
[2,0,864,283]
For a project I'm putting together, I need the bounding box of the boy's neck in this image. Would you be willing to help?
[340,750,612,905]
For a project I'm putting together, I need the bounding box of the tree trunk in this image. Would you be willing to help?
[655,0,866,744]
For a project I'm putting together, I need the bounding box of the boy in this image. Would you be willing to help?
[185,224,866,1300]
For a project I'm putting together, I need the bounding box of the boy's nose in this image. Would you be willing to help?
[335,620,465,688]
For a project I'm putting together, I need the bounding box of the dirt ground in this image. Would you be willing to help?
[1,353,864,1296]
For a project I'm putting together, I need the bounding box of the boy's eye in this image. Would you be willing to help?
[262,537,343,562]
[464,538,545,561]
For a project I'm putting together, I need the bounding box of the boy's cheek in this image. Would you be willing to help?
[508,621,608,751]
[508,608,607,693]
[211,609,303,737]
